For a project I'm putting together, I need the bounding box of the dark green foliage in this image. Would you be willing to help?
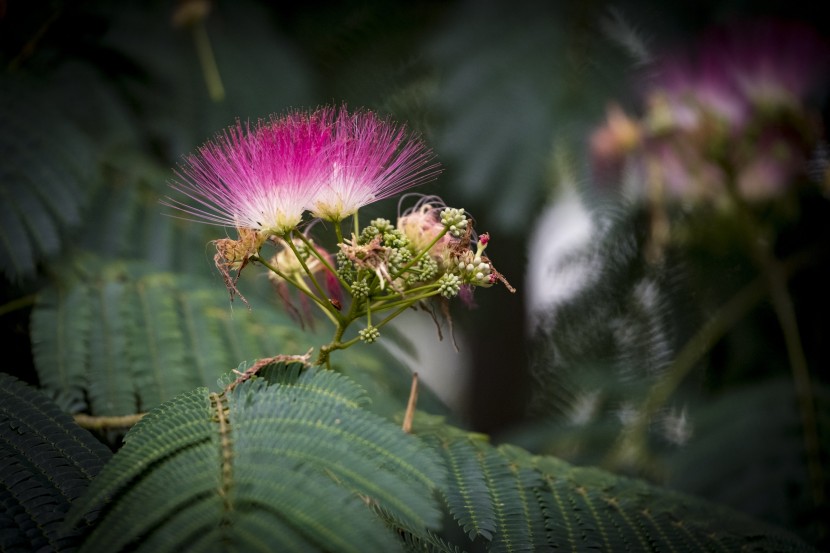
[2,2,828,551]
[415,416,819,552]
[667,378,830,542]
[527,205,697,448]
[426,2,637,232]
[97,0,316,150]
[75,152,216,276]
[0,373,111,552]
[523,198,830,545]
[0,78,100,281]
[66,362,447,553]
[0,0,317,283]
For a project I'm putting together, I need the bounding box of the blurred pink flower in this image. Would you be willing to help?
[654,20,828,129]
[648,139,726,203]
[712,20,829,108]
[309,106,441,222]
[654,54,748,131]
[397,194,456,259]
[736,126,810,201]
[592,19,828,205]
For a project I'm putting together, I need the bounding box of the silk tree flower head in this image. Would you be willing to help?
[308,106,441,222]
[167,109,332,237]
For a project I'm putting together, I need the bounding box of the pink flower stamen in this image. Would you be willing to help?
[309,106,442,222]
[166,111,332,235]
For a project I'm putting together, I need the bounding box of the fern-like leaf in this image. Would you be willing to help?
[31,256,448,420]
[0,373,112,552]
[415,415,818,552]
[66,363,446,552]
[31,258,319,415]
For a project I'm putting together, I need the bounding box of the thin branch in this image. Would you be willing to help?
[74,413,145,430]
[402,372,419,434]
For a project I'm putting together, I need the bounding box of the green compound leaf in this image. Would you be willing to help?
[30,258,319,416]
[30,255,448,420]
[0,373,112,552]
[75,152,218,277]
[414,416,819,553]
[66,363,447,553]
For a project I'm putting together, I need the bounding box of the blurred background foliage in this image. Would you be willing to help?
[1,0,829,548]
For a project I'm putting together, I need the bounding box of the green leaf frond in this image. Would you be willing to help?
[76,151,217,275]
[377,505,469,553]
[413,415,819,553]
[66,363,447,552]
[30,257,319,416]
[30,255,449,421]
[0,373,112,552]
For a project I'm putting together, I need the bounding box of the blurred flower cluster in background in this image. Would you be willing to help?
[591,19,828,205]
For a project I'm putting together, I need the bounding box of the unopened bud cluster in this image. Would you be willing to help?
[358,325,380,343]
[438,273,462,298]
[440,208,468,237]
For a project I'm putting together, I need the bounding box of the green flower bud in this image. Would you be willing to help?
[438,273,462,298]
[440,208,468,237]
[351,279,371,299]
[359,325,380,343]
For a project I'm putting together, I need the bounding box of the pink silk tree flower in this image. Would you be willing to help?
[166,110,332,236]
[308,106,441,223]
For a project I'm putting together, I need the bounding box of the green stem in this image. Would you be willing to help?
[252,254,339,326]
[374,303,414,330]
[315,328,362,367]
[192,21,225,102]
[0,294,36,317]
[285,233,339,318]
[295,231,351,291]
[370,289,441,313]
[335,220,344,244]
[724,176,825,509]
[314,283,438,367]
[372,282,439,302]
[755,245,824,507]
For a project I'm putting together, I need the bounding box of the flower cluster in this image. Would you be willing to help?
[591,20,829,205]
[166,106,514,367]
[336,197,508,299]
